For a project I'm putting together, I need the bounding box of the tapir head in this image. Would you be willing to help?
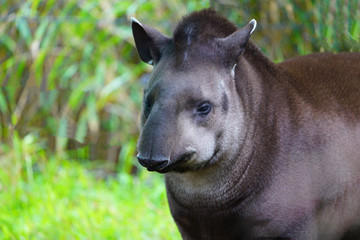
[132,9,256,173]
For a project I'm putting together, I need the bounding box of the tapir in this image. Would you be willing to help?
[131,9,360,240]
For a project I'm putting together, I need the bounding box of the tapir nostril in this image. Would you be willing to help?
[137,156,169,172]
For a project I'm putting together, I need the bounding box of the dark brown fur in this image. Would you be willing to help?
[132,9,360,240]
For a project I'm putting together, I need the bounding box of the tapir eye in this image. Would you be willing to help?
[196,102,212,116]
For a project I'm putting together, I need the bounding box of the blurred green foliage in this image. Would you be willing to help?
[0,0,359,238]
[215,0,360,60]
[0,0,359,170]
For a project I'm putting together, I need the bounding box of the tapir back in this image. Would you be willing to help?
[278,52,360,121]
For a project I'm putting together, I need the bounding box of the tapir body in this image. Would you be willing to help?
[132,9,360,240]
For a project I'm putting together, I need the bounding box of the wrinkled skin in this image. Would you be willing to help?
[132,9,360,240]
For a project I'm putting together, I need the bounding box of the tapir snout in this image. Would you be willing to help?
[136,94,202,173]
[136,106,175,173]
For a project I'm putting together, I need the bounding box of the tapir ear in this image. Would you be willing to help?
[217,19,257,65]
[131,17,171,65]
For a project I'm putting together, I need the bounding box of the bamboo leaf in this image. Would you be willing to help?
[0,35,16,53]
[75,110,88,143]
[34,19,49,44]
[60,64,78,88]
[86,93,99,133]
[15,17,32,47]
[0,91,8,113]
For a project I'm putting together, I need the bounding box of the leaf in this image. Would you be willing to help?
[0,91,8,113]
[34,19,49,45]
[86,93,99,133]
[15,17,32,47]
[0,35,16,53]
[60,64,78,88]
[75,111,88,143]
[100,75,129,98]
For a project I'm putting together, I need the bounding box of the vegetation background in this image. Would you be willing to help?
[0,0,359,239]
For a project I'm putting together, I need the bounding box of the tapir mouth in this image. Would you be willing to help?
[137,157,169,172]
[137,152,197,173]
[147,162,170,172]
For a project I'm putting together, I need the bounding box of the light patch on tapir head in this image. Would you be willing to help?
[183,125,216,165]
[171,72,222,167]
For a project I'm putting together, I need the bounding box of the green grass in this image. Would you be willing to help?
[0,134,181,240]
[0,161,181,240]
